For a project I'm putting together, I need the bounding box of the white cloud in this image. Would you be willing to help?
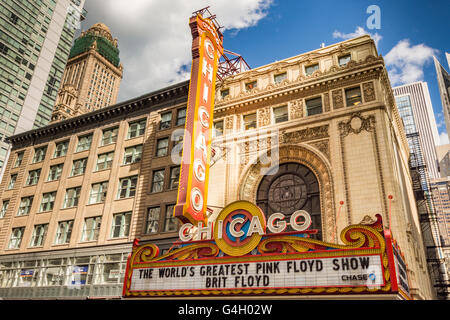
[384,39,438,86]
[332,26,382,48]
[439,132,449,145]
[81,0,273,102]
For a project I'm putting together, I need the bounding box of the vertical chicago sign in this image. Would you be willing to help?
[174,13,224,225]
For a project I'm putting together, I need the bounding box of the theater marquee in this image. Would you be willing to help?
[123,201,412,299]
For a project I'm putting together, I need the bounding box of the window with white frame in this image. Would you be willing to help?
[54,220,73,245]
[339,54,351,66]
[53,140,69,158]
[306,97,323,116]
[32,146,47,163]
[89,181,108,204]
[274,72,287,84]
[145,207,160,234]
[123,145,142,165]
[47,163,63,181]
[76,134,92,152]
[128,118,146,138]
[159,112,172,130]
[169,166,180,189]
[150,169,164,193]
[71,158,88,176]
[14,151,24,167]
[273,105,289,123]
[163,204,178,232]
[101,127,118,146]
[8,227,24,249]
[30,224,48,247]
[63,187,80,208]
[96,152,113,171]
[155,138,169,157]
[213,120,223,137]
[17,196,33,216]
[176,108,186,126]
[0,200,9,218]
[8,174,17,189]
[345,86,362,106]
[111,212,132,238]
[305,63,319,76]
[117,176,138,199]
[243,113,257,130]
[81,216,101,242]
[39,191,56,212]
[26,169,41,185]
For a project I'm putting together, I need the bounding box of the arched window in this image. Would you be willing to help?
[256,162,322,239]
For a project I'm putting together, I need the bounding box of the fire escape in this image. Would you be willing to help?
[408,132,450,299]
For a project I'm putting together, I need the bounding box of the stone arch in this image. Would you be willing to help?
[239,144,335,242]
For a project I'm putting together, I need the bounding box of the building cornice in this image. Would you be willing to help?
[7,80,189,148]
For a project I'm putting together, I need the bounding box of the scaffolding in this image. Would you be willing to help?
[192,7,251,81]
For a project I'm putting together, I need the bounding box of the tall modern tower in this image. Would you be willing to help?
[50,23,123,122]
[0,0,86,177]
[393,82,440,180]
[434,54,450,142]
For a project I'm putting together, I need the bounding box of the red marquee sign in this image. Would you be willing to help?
[174,13,224,225]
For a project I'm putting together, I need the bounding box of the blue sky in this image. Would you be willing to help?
[83,0,449,141]
[219,0,450,142]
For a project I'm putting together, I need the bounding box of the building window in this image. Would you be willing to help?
[339,54,351,66]
[54,220,73,245]
[53,140,69,158]
[89,181,108,204]
[117,176,138,199]
[151,169,165,193]
[273,105,289,123]
[306,97,323,116]
[176,108,186,126]
[17,196,33,216]
[220,88,229,99]
[96,152,113,171]
[305,63,319,76]
[169,166,180,189]
[32,146,47,163]
[0,200,9,218]
[123,145,142,165]
[63,187,81,208]
[101,127,118,146]
[71,158,88,176]
[30,224,48,247]
[14,151,24,167]
[245,81,257,91]
[156,138,169,157]
[145,207,160,234]
[26,169,41,186]
[274,72,287,84]
[345,86,362,106]
[128,118,147,138]
[160,112,172,130]
[8,227,24,249]
[213,120,224,137]
[76,134,92,152]
[163,204,178,232]
[48,163,63,181]
[8,174,17,190]
[81,216,101,242]
[243,113,257,130]
[40,192,56,212]
[111,212,132,238]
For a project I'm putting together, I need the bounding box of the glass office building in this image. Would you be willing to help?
[0,0,86,177]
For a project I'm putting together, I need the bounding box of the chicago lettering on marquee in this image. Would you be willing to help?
[174,13,224,225]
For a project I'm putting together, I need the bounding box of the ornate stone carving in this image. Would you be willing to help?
[362,81,376,102]
[289,99,303,119]
[280,125,329,144]
[323,92,330,112]
[258,107,270,127]
[225,116,233,130]
[309,140,330,160]
[332,89,344,109]
[338,112,376,137]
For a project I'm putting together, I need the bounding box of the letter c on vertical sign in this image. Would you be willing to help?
[198,107,210,128]
[204,38,214,59]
